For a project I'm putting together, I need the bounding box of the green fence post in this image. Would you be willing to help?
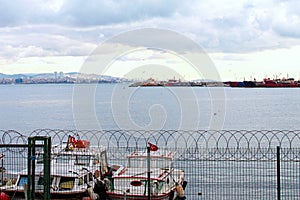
[277,146,281,200]
[28,137,36,200]
[27,137,31,200]
[44,137,51,200]
[28,136,51,200]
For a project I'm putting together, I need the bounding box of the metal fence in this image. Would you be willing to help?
[0,129,300,199]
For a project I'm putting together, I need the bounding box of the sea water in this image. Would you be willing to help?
[1,84,300,132]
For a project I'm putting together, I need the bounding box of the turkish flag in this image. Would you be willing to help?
[69,135,77,144]
[148,142,158,151]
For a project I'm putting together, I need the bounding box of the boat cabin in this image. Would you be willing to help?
[126,151,175,169]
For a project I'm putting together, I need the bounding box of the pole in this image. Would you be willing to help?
[28,137,51,200]
[147,146,151,200]
[44,137,51,200]
[27,138,31,200]
[277,146,281,200]
[1,154,4,185]
[28,137,36,200]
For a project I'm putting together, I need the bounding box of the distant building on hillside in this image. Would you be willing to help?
[59,71,64,79]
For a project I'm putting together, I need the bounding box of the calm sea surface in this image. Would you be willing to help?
[0,84,300,133]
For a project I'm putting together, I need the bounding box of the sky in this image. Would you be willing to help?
[0,0,300,81]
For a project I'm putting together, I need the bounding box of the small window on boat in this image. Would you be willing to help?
[78,174,89,185]
[17,176,28,187]
[88,172,93,182]
[128,157,172,169]
[78,177,83,186]
[93,155,100,164]
[38,177,44,185]
[56,155,70,163]
[75,155,90,165]
[81,174,89,185]
[36,153,44,164]
[151,158,172,168]
[37,177,54,186]
[59,177,75,190]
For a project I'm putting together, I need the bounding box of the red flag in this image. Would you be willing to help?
[148,142,158,151]
[69,135,77,145]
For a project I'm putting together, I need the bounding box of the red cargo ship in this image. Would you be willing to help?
[257,78,299,87]
[227,78,300,88]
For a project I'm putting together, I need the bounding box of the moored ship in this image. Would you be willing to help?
[226,78,300,88]
[107,143,186,200]
[129,78,204,87]
[0,135,112,199]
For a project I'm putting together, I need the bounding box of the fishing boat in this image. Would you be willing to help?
[0,135,111,199]
[106,143,186,200]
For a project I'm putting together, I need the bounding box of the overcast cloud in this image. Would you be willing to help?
[0,0,299,76]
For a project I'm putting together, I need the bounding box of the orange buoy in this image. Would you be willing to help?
[0,192,10,200]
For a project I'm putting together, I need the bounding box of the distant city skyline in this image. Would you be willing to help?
[1,0,300,81]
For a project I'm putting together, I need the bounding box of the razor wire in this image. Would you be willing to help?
[0,129,300,161]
